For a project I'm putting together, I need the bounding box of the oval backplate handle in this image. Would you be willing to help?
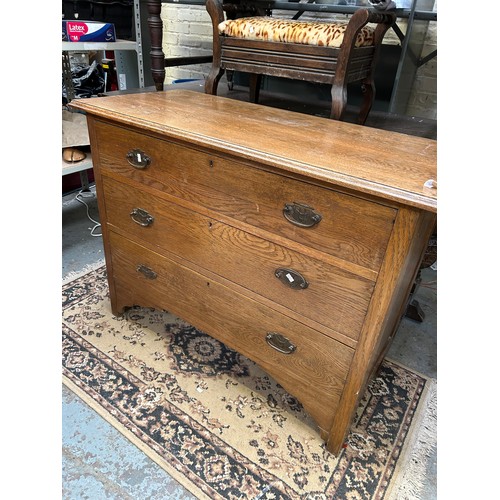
[283,202,322,228]
[275,268,309,289]
[266,332,297,354]
[126,149,151,169]
[130,208,154,227]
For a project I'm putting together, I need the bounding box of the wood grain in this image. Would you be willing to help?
[103,176,374,341]
[109,229,354,432]
[75,91,437,456]
[70,90,437,212]
[93,119,397,273]
[326,206,436,453]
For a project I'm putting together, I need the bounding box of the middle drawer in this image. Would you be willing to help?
[103,177,374,342]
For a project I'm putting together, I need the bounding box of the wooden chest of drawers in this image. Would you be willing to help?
[71,90,437,455]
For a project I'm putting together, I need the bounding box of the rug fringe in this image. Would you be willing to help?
[62,259,106,284]
[385,378,437,500]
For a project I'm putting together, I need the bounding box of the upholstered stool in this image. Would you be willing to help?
[218,16,377,49]
[205,0,395,124]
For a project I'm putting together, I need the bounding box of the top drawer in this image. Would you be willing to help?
[93,120,397,273]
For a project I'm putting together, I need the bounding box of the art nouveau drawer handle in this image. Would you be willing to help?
[136,264,157,280]
[283,202,322,228]
[274,268,309,289]
[126,149,151,169]
[266,332,297,355]
[130,208,154,227]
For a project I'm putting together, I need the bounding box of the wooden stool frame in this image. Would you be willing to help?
[205,0,395,123]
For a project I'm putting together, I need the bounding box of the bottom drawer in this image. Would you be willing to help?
[108,230,354,433]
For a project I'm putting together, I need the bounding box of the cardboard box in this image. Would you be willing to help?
[62,20,116,42]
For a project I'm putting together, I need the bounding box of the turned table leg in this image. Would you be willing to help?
[147,0,166,91]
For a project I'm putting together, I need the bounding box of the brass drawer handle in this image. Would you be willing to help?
[283,202,322,228]
[126,149,151,169]
[136,264,157,280]
[130,208,154,227]
[266,332,296,355]
[274,268,309,289]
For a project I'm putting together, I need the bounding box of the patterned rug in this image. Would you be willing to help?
[62,265,436,500]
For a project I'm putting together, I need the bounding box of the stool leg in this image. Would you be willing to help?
[205,67,225,95]
[205,0,225,96]
[249,74,262,103]
[358,79,375,125]
[330,83,347,121]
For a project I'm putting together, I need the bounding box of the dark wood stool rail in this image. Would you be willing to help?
[145,0,395,124]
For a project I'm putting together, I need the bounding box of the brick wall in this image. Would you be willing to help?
[160,1,437,119]
[160,4,214,83]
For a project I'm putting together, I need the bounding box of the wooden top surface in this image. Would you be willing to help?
[70,90,437,212]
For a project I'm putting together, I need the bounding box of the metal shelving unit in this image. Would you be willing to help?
[62,0,145,96]
[62,0,145,182]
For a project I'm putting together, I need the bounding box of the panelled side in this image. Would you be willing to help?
[326,206,436,454]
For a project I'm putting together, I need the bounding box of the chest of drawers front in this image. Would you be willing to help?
[73,90,437,455]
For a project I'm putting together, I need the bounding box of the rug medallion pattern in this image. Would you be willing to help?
[62,267,427,499]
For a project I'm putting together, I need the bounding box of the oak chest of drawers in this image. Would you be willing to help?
[71,90,437,455]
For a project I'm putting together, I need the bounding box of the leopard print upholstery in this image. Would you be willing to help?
[218,16,375,48]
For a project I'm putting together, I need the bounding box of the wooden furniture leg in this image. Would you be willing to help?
[249,74,262,103]
[329,8,390,123]
[146,0,165,91]
[359,79,375,125]
[405,270,426,322]
[204,0,225,95]
[356,14,395,124]
[205,66,225,95]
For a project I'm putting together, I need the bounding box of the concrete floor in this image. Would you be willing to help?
[62,186,198,500]
[62,84,436,498]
